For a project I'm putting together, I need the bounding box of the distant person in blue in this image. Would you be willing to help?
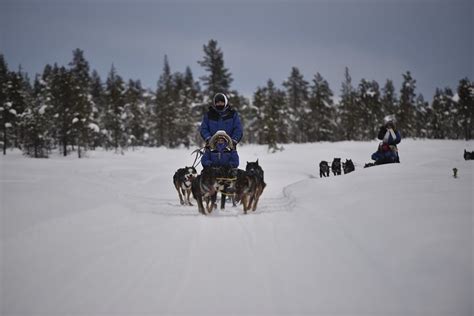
[371,116,402,164]
[201,133,239,169]
[200,93,243,149]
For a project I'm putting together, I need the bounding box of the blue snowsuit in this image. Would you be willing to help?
[200,107,243,145]
[371,126,402,164]
[201,141,239,169]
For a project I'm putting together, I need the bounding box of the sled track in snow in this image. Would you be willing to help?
[121,190,296,217]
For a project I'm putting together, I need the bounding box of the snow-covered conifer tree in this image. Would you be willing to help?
[283,67,309,143]
[69,49,94,157]
[124,79,146,148]
[104,65,127,152]
[456,78,473,140]
[337,67,357,140]
[197,39,233,98]
[306,73,335,142]
[397,71,417,137]
[357,79,382,140]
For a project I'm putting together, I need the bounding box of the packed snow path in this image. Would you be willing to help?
[1,140,472,315]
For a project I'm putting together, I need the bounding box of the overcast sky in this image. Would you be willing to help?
[1,0,472,100]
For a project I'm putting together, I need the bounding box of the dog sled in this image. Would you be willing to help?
[191,163,240,211]
[187,134,265,215]
[190,164,264,215]
[190,130,239,196]
[187,163,240,215]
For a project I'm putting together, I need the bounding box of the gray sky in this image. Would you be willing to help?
[1,0,472,100]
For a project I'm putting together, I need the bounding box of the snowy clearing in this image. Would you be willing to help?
[1,140,473,315]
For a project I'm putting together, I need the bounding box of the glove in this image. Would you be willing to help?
[232,139,238,149]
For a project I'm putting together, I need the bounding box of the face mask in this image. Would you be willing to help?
[216,142,227,150]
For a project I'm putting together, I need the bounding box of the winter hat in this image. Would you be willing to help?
[383,114,396,125]
[214,93,228,106]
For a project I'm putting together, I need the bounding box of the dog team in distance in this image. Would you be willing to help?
[319,158,355,178]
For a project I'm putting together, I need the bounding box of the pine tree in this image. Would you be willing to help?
[154,55,175,147]
[306,73,335,142]
[357,79,382,140]
[124,79,146,148]
[398,71,417,137]
[21,75,53,157]
[90,70,105,148]
[175,66,201,147]
[104,65,126,152]
[230,92,253,144]
[456,78,473,140]
[141,88,156,147]
[171,73,185,147]
[4,68,30,150]
[69,49,94,157]
[39,64,56,150]
[414,94,431,138]
[181,66,203,145]
[0,54,10,154]
[338,67,357,140]
[197,39,233,98]
[250,87,266,144]
[49,65,76,156]
[283,67,309,143]
[258,79,288,151]
[240,100,259,144]
[430,88,450,139]
[381,79,398,118]
[442,87,458,139]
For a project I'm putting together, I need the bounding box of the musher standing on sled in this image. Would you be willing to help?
[200,93,243,157]
[200,93,243,209]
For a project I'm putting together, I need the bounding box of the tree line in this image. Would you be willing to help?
[1,39,472,157]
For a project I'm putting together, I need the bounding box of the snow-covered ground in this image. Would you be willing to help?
[1,139,473,315]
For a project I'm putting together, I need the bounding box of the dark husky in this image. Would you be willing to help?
[173,166,197,205]
[215,167,238,210]
[246,159,265,182]
[319,160,330,178]
[191,167,218,215]
[464,149,473,160]
[235,160,266,214]
[331,158,342,176]
[343,159,355,174]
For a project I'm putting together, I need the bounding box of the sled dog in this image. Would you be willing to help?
[464,149,473,160]
[331,158,342,176]
[173,166,197,206]
[191,167,218,215]
[235,160,266,214]
[343,159,355,174]
[319,160,330,177]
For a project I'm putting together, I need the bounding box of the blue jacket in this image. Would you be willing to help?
[201,142,239,168]
[371,148,399,163]
[200,107,243,144]
[372,126,402,163]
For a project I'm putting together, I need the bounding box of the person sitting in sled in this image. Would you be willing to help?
[201,131,239,208]
[201,131,239,169]
[200,93,243,149]
[371,115,402,165]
